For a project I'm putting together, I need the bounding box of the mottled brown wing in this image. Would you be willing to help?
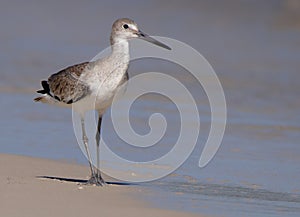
[47,62,91,104]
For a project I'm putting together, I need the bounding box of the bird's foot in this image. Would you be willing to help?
[86,174,106,186]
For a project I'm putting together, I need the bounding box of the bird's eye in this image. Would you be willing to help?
[123,24,129,29]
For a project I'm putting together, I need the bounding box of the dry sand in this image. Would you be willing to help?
[0,154,204,217]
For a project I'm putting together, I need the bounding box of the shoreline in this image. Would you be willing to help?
[0,153,204,217]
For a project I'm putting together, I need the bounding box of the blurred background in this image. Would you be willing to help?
[1,0,300,216]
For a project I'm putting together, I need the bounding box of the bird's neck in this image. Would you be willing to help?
[110,38,129,58]
[107,38,130,73]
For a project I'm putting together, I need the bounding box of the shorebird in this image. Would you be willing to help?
[34,18,171,186]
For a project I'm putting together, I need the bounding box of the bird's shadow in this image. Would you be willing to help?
[36,175,133,186]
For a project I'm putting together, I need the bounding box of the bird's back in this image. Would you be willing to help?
[34,62,91,105]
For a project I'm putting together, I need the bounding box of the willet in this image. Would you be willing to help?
[34,18,171,186]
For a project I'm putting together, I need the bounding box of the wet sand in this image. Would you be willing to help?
[0,153,203,217]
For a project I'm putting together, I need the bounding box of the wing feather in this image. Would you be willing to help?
[40,62,91,104]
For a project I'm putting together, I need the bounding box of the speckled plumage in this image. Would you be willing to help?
[47,62,90,104]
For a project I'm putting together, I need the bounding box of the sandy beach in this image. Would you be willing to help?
[0,154,202,217]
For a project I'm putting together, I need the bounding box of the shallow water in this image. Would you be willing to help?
[1,0,300,216]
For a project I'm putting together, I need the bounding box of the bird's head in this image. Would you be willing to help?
[110,18,171,50]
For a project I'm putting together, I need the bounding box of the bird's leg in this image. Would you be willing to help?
[80,117,97,184]
[95,115,105,185]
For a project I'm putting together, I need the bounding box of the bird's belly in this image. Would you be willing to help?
[73,82,124,116]
[93,85,121,113]
[92,73,127,109]
[73,68,128,115]
[71,95,109,116]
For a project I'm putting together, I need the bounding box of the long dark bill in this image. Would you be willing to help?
[137,31,171,50]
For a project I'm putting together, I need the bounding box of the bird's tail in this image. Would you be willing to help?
[34,96,47,103]
[34,93,70,107]
[34,80,52,103]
